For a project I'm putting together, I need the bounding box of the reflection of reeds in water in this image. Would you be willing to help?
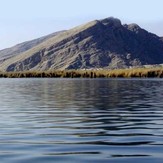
[0,68,163,78]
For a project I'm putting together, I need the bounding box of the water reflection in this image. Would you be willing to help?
[0,78,163,163]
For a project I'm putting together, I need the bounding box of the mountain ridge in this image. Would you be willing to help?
[1,17,163,72]
[0,31,65,61]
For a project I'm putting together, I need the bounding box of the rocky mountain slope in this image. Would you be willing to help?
[0,31,64,62]
[0,17,163,71]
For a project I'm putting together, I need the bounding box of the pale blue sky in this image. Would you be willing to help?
[1,0,163,49]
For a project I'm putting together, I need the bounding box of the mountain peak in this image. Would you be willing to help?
[124,23,142,33]
[100,17,122,27]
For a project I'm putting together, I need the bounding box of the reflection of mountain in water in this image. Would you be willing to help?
[11,78,163,113]
[38,79,163,111]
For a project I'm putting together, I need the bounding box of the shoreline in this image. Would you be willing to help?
[0,68,163,78]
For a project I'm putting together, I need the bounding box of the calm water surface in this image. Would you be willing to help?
[0,78,163,163]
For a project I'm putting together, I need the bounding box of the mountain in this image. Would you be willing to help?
[0,31,64,61]
[0,17,163,72]
[161,37,163,42]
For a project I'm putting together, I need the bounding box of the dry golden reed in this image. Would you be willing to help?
[0,68,163,78]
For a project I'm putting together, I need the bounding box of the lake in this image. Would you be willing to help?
[0,78,163,163]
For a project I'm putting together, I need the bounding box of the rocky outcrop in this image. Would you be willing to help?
[0,17,163,71]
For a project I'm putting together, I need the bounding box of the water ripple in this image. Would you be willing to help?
[0,78,163,163]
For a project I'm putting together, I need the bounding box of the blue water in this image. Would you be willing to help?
[0,78,163,163]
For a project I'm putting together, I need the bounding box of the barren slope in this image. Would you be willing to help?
[1,17,163,71]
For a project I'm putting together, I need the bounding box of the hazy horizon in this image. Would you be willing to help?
[1,0,163,50]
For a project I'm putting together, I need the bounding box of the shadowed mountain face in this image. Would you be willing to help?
[160,37,163,42]
[1,17,163,71]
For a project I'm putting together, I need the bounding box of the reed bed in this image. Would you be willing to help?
[0,67,163,78]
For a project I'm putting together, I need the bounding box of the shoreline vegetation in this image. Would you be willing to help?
[0,67,163,78]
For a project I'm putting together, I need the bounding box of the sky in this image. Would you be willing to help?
[0,0,163,49]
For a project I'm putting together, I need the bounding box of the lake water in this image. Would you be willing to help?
[0,78,163,163]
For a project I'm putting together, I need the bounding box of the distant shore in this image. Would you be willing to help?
[0,68,163,78]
